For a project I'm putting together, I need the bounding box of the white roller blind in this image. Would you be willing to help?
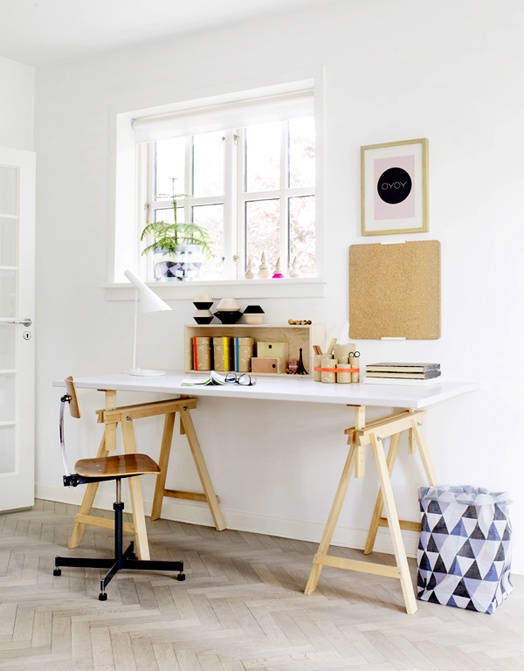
[132,86,314,143]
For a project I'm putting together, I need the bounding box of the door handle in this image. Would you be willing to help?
[6,318,32,327]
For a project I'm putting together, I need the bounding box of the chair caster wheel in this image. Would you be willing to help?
[98,592,108,601]
[53,568,61,576]
[177,573,186,582]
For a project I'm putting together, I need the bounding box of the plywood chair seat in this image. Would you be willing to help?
[75,453,160,479]
[54,376,185,600]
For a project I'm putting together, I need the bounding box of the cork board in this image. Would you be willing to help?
[349,240,440,339]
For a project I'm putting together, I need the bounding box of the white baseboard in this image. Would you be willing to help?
[35,483,419,557]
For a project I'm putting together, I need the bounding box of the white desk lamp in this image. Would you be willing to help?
[124,268,172,376]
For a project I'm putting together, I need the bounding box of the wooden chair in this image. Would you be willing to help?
[53,376,185,600]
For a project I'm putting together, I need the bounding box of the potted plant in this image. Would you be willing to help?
[140,180,213,281]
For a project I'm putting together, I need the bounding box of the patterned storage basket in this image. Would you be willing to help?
[417,485,512,614]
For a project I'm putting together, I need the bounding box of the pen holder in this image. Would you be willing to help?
[313,354,323,382]
[349,352,360,382]
[333,343,355,364]
[336,363,352,384]
[320,356,337,384]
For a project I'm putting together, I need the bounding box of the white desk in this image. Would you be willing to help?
[56,372,478,613]
[65,372,476,408]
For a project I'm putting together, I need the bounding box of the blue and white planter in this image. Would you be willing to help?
[154,244,203,281]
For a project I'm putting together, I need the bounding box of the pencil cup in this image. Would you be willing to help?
[336,363,352,384]
[333,344,355,364]
[349,352,360,382]
[313,354,323,382]
[320,356,337,384]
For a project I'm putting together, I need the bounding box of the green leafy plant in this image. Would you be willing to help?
[140,180,213,259]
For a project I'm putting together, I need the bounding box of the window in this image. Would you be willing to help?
[121,85,318,285]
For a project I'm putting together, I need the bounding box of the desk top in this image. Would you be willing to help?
[55,372,479,410]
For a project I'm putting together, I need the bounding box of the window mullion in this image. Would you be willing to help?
[140,142,156,278]
[236,129,246,279]
[219,130,236,279]
[280,121,289,272]
[185,136,193,221]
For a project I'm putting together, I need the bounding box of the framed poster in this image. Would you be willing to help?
[361,138,428,236]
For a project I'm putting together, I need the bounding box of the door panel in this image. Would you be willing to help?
[0,147,35,511]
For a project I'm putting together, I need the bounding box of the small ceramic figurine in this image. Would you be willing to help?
[288,256,300,278]
[272,257,284,278]
[257,252,271,279]
[244,258,255,279]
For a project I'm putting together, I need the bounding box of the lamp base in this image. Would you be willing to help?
[127,368,167,377]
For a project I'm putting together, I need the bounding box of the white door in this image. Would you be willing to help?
[0,147,35,511]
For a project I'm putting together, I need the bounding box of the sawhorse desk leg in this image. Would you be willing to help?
[305,407,436,615]
[364,415,438,556]
[151,402,225,531]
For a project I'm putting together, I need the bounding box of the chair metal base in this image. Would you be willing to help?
[54,494,185,600]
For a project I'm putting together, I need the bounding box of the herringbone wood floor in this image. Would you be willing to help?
[1,500,522,671]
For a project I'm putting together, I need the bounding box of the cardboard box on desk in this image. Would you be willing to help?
[257,341,289,359]
[251,357,285,374]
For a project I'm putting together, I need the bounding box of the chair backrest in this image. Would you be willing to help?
[65,375,81,418]
[60,376,81,477]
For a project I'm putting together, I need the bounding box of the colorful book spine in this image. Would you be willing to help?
[193,336,212,371]
[234,337,254,372]
[213,336,232,371]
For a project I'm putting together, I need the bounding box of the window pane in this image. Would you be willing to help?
[289,118,315,188]
[245,122,280,192]
[154,205,185,224]
[0,373,15,422]
[0,270,16,317]
[192,204,224,279]
[193,132,224,197]
[0,166,17,215]
[155,138,185,199]
[0,216,17,266]
[245,199,280,272]
[289,196,315,275]
[0,323,15,369]
[0,426,16,474]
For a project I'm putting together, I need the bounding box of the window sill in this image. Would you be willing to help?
[104,277,326,301]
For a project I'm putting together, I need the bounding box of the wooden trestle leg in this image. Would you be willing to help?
[151,402,225,531]
[305,406,435,615]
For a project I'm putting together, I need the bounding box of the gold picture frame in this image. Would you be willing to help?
[361,138,429,236]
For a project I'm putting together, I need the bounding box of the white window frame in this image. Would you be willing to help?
[107,80,325,301]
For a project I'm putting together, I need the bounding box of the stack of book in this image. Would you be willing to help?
[364,362,441,385]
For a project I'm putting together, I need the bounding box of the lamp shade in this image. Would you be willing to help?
[124,269,171,313]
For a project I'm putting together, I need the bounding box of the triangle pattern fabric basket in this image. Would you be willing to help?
[417,485,512,614]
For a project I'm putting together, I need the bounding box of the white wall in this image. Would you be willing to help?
[34,0,524,572]
[0,56,34,150]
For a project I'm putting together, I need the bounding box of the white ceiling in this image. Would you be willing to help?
[0,0,333,68]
